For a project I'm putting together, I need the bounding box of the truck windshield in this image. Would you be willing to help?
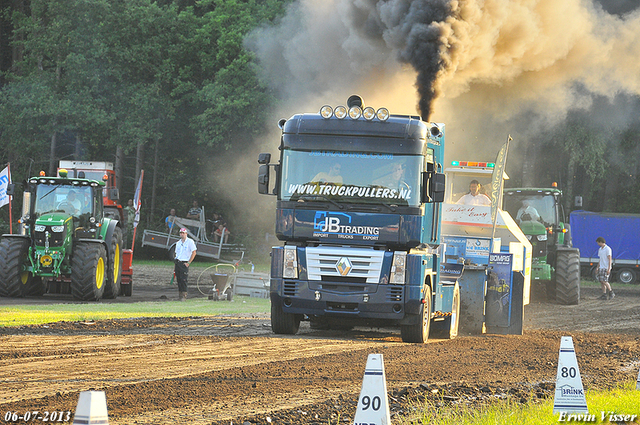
[280,150,422,207]
[503,193,556,227]
[35,185,93,218]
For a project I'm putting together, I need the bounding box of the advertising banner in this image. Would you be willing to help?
[486,253,513,327]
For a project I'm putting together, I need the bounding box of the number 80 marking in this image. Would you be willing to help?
[561,366,577,378]
[360,395,381,411]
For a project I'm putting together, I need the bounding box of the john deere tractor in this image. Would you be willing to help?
[0,169,123,301]
[503,186,580,305]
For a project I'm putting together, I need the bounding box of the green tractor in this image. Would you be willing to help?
[503,186,580,305]
[0,169,123,301]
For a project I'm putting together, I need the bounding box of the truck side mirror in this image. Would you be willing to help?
[110,188,120,201]
[258,153,271,165]
[5,183,15,196]
[431,172,446,203]
[258,164,270,194]
[421,172,446,203]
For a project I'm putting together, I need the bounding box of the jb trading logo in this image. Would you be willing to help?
[313,211,380,240]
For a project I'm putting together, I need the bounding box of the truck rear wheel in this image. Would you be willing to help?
[0,238,42,297]
[71,243,107,301]
[103,227,123,299]
[555,250,580,305]
[271,301,300,334]
[431,284,460,339]
[401,285,432,343]
[617,268,637,285]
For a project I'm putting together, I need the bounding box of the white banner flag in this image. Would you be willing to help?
[133,170,144,228]
[0,166,10,208]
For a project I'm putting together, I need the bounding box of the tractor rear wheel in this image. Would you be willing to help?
[555,250,580,305]
[103,227,123,299]
[401,285,432,343]
[71,242,107,301]
[0,238,41,297]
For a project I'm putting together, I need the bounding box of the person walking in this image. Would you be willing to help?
[174,227,197,301]
[596,236,615,300]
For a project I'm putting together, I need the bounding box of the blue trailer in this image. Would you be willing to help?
[570,210,640,284]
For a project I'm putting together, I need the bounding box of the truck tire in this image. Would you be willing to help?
[555,250,580,305]
[401,285,432,343]
[71,243,107,301]
[617,268,637,285]
[103,227,123,299]
[0,238,41,297]
[271,301,300,334]
[431,284,460,339]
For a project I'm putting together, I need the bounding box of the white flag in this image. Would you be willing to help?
[0,166,10,209]
[133,170,144,228]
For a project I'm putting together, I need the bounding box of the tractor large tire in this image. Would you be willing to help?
[103,227,123,299]
[71,242,107,301]
[271,301,300,335]
[401,285,432,343]
[0,238,41,297]
[555,250,580,305]
[430,283,460,340]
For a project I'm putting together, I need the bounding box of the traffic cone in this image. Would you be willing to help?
[552,336,588,414]
[353,354,391,425]
[72,391,109,424]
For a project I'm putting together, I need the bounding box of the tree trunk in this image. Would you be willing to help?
[115,146,124,195]
[150,136,159,224]
[74,134,82,159]
[135,140,145,223]
[48,131,57,176]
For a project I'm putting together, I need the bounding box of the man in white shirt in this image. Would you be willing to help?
[596,236,614,300]
[456,180,491,206]
[174,227,197,301]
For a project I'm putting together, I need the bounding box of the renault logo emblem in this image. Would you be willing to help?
[336,257,352,276]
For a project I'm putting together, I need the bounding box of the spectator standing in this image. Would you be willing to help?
[596,236,615,300]
[174,227,197,301]
[165,208,177,232]
[186,200,202,235]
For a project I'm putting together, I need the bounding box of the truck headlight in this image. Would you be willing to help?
[390,251,407,284]
[51,226,65,233]
[34,225,46,232]
[537,234,547,241]
[283,246,298,279]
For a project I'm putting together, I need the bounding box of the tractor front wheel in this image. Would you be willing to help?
[71,243,107,301]
[0,238,40,297]
[555,250,581,305]
[103,227,123,299]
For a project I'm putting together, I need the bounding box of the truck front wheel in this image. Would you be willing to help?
[271,301,300,334]
[555,250,580,305]
[71,243,107,301]
[103,227,123,299]
[401,285,432,343]
[0,238,41,297]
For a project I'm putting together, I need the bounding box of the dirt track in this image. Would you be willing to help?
[1,265,640,424]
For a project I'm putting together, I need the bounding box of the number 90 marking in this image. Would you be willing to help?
[361,395,381,411]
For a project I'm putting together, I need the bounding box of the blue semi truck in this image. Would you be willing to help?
[570,210,640,284]
[257,95,456,343]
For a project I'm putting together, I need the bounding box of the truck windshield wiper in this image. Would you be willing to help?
[298,194,344,210]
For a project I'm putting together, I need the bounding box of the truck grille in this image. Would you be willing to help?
[306,247,384,284]
[387,285,403,302]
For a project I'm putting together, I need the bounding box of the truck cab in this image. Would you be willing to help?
[258,96,454,343]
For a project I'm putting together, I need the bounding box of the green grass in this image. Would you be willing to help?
[0,296,270,327]
[400,381,640,425]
